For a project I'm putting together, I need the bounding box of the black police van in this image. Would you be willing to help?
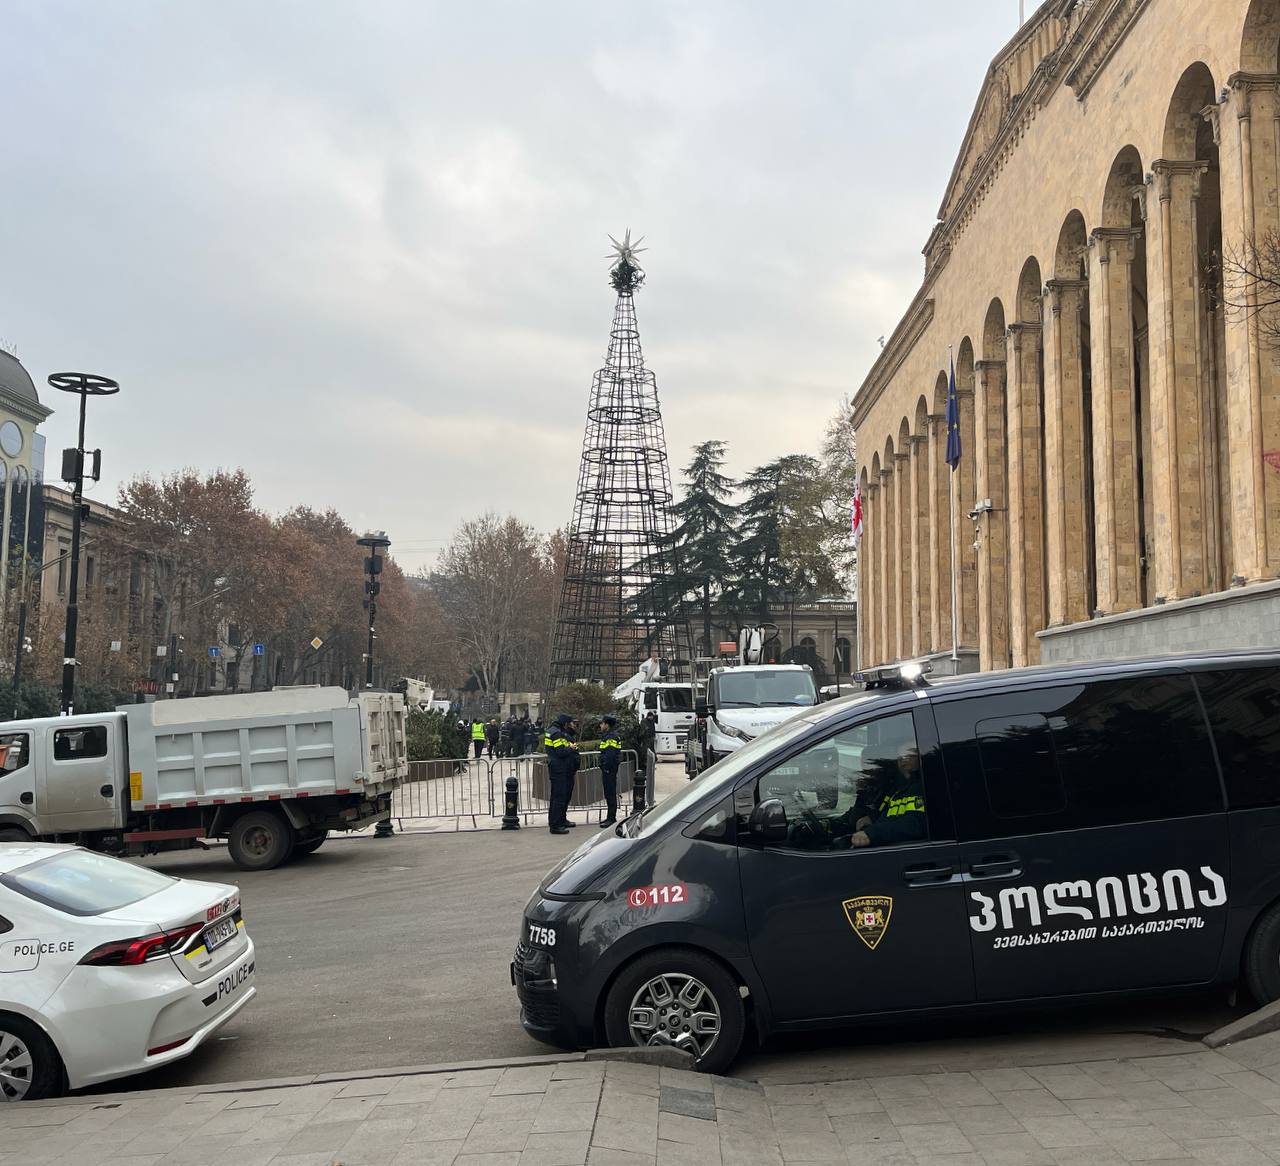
[512,650,1280,1072]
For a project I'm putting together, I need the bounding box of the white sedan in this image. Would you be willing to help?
[0,843,256,1100]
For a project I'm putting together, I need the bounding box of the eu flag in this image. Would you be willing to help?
[945,355,962,471]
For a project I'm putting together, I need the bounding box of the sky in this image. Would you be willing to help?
[2,1,1021,574]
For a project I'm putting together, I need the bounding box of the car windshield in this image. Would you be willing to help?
[716,669,817,708]
[1,849,176,916]
[659,688,693,712]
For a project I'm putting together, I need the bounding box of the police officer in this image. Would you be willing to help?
[470,719,486,760]
[544,714,581,835]
[847,742,925,848]
[598,716,622,827]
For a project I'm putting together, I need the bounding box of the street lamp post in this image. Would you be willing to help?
[48,372,119,716]
[356,531,391,689]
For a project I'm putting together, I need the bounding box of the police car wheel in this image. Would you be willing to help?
[228,811,297,871]
[604,949,745,1074]
[0,1015,63,1102]
[1244,902,1280,1004]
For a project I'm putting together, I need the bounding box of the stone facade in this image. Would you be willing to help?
[852,0,1280,671]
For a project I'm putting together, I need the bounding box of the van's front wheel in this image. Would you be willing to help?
[603,949,745,1074]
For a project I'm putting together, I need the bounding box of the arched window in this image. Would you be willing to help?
[835,637,851,674]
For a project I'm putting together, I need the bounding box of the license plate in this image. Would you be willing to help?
[203,915,238,952]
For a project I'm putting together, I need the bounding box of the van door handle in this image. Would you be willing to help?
[968,855,1020,879]
[902,863,955,886]
[99,785,114,798]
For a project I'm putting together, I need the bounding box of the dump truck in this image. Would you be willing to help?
[0,687,407,870]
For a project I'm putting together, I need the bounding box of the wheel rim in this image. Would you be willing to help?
[0,1030,34,1102]
[243,825,273,858]
[626,972,721,1060]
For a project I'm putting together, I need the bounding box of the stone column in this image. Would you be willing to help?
[1089,228,1146,614]
[908,434,930,657]
[1006,322,1046,666]
[863,482,879,666]
[1149,158,1210,600]
[1224,74,1280,583]
[956,385,979,647]
[1045,277,1092,625]
[975,360,1010,669]
[927,413,950,652]
[879,468,898,661]
[894,451,911,661]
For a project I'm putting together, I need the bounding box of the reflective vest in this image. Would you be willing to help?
[471,722,486,741]
[879,793,925,818]
[599,738,622,751]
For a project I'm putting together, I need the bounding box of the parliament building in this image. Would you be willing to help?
[852,0,1280,672]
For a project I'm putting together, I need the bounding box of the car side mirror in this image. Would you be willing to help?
[749,799,788,844]
[695,702,709,719]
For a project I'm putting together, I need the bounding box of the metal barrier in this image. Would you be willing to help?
[393,751,640,830]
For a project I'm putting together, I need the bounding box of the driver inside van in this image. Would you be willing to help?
[788,740,926,849]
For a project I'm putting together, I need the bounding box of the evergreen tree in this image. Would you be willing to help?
[670,440,738,654]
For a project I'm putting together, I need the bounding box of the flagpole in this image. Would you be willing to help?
[948,346,960,663]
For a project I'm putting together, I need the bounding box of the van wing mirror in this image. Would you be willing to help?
[695,701,709,719]
[749,799,789,844]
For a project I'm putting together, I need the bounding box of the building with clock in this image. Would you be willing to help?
[0,350,51,618]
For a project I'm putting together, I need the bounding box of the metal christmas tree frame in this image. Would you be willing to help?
[549,233,692,689]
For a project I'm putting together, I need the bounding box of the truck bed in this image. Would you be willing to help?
[123,688,406,810]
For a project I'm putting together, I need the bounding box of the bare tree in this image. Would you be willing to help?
[1219,230,1280,353]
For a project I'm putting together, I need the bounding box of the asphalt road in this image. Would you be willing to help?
[99,761,1243,1093]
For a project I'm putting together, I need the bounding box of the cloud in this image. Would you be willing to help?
[2,0,1017,573]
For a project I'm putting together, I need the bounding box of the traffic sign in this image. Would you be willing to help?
[253,642,265,656]
[310,637,324,651]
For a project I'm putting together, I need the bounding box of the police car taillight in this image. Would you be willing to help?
[79,923,204,966]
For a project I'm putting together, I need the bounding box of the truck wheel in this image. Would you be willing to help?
[0,828,30,842]
[294,832,327,857]
[0,1014,64,1101]
[1244,902,1280,1004]
[227,811,296,871]
[603,949,745,1074]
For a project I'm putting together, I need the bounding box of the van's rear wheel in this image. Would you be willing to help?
[0,828,30,843]
[227,811,296,871]
[0,1015,64,1101]
[603,949,745,1074]
[1244,902,1280,1004]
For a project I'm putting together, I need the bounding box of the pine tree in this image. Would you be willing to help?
[670,440,738,655]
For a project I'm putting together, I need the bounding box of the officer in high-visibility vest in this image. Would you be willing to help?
[471,719,487,760]
[598,716,622,827]
[544,714,581,835]
[848,742,926,848]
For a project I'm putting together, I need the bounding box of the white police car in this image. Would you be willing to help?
[0,844,256,1100]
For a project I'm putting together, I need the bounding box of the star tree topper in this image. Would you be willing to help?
[607,229,647,293]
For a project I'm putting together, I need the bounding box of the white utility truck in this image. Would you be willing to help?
[0,687,407,871]
[684,627,818,777]
[611,657,695,756]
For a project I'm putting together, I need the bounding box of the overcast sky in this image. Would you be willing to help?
[3,1,1020,574]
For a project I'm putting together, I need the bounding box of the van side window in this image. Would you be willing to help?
[0,732,30,776]
[976,713,1065,819]
[0,914,11,936]
[937,674,1220,839]
[747,712,927,851]
[1194,667,1280,809]
[53,725,109,761]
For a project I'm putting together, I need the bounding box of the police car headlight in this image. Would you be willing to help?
[715,719,752,742]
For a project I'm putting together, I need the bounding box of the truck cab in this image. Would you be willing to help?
[686,664,816,776]
[640,684,696,755]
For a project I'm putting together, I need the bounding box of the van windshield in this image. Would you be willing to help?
[716,670,816,709]
[630,705,840,838]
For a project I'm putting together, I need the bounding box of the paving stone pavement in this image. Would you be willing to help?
[14,1033,1280,1165]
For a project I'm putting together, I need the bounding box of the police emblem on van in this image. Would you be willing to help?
[843,896,893,950]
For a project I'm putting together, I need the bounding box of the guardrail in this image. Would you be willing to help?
[393,750,642,830]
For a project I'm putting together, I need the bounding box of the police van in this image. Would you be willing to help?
[512,650,1280,1072]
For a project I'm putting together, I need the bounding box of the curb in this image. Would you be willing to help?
[1203,998,1280,1049]
[41,1047,696,1110]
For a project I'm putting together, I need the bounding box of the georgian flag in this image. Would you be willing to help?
[852,481,864,548]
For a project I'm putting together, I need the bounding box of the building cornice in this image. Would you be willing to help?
[1063,0,1152,101]
[850,295,935,429]
[0,384,52,425]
